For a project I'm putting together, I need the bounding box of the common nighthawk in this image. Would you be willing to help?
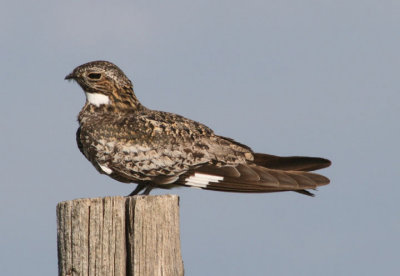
[66,61,331,196]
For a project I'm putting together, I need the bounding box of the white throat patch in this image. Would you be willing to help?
[85,92,110,107]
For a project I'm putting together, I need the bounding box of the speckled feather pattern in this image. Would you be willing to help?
[78,108,252,182]
[67,60,331,195]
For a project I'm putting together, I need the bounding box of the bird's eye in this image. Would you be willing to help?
[88,73,102,80]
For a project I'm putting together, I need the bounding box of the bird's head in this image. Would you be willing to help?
[66,61,140,110]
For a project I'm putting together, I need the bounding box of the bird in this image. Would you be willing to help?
[65,60,331,196]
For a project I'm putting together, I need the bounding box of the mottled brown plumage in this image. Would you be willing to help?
[66,60,331,196]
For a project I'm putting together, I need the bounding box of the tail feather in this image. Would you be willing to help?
[178,163,330,196]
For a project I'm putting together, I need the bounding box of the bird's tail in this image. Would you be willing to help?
[179,161,330,196]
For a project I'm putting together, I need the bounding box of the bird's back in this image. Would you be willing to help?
[77,106,254,184]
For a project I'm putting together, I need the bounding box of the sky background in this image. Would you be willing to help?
[1,0,399,275]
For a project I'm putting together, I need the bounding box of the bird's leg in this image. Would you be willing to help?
[141,185,154,195]
[128,183,146,196]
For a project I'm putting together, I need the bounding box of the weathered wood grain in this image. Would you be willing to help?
[126,195,184,276]
[57,195,183,276]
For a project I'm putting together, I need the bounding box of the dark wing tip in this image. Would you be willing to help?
[318,158,332,169]
[254,153,332,171]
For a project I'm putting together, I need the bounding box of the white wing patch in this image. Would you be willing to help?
[86,92,110,107]
[99,164,113,175]
[185,173,224,188]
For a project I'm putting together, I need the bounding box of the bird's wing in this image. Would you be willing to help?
[76,127,85,156]
[176,163,330,195]
[253,153,331,171]
[88,110,253,183]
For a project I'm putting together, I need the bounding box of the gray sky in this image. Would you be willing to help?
[1,1,399,275]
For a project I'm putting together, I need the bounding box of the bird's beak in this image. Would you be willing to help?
[65,72,75,80]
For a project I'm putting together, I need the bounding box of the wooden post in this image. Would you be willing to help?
[57,195,184,276]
